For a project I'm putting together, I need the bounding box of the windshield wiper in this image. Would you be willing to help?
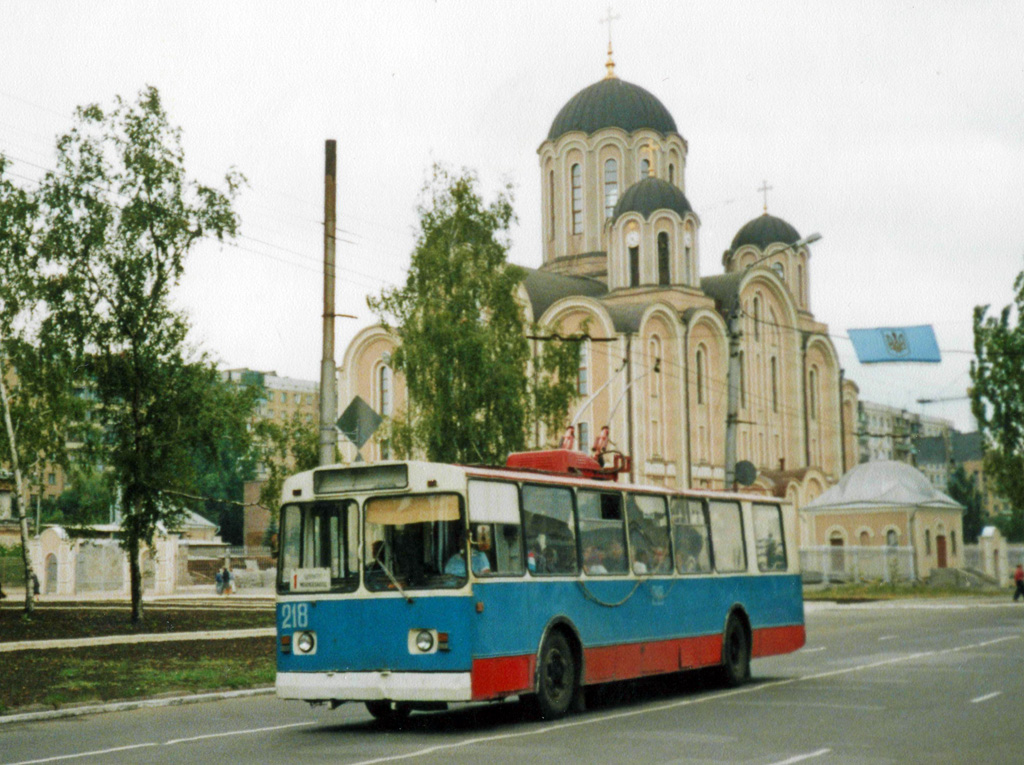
[374,544,414,604]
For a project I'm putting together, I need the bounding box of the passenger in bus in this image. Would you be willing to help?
[583,545,607,575]
[650,546,671,573]
[444,529,491,576]
[542,546,563,573]
[604,540,628,573]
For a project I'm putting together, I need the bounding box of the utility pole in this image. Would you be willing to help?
[319,140,338,467]
[724,307,741,490]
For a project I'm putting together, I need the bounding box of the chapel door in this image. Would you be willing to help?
[936,536,948,568]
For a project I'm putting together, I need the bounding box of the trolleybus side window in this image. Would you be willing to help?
[708,499,747,573]
[669,498,712,574]
[363,493,464,590]
[625,493,671,575]
[468,479,524,576]
[522,484,578,576]
[578,490,627,575]
[753,502,788,571]
[278,500,359,593]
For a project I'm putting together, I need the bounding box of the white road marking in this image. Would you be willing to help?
[164,720,317,745]
[5,744,157,765]
[970,691,1002,704]
[877,635,897,641]
[341,634,1021,765]
[768,749,832,765]
[802,646,826,652]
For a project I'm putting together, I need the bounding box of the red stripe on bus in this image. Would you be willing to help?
[472,655,536,700]
[751,624,806,657]
[470,624,804,700]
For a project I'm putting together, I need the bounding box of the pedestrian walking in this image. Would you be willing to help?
[215,567,225,595]
[1014,564,1024,602]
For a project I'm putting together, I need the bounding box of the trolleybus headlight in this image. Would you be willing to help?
[415,629,435,653]
[295,631,316,654]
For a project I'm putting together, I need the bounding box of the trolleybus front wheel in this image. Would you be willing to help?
[719,614,751,687]
[530,630,577,720]
[365,700,411,726]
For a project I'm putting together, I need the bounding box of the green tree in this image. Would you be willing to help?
[971,271,1024,541]
[368,166,579,464]
[946,465,984,544]
[37,87,245,622]
[0,155,86,614]
[190,382,263,545]
[256,412,320,519]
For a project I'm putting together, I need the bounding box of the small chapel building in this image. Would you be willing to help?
[340,54,860,505]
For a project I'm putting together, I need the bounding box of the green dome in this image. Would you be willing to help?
[548,78,677,141]
[612,177,692,222]
[730,214,801,251]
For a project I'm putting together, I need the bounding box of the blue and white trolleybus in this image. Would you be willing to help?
[275,450,804,722]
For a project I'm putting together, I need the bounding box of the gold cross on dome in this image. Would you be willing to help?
[758,180,773,213]
[600,6,620,79]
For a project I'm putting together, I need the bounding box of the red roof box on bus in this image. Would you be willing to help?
[504,449,628,481]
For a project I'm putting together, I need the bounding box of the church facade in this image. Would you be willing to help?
[340,58,859,508]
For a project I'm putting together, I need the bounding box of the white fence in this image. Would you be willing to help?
[800,546,916,584]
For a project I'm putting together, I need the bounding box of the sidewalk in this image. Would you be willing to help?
[0,626,276,653]
[0,586,276,604]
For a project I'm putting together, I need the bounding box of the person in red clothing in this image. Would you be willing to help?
[1014,564,1024,601]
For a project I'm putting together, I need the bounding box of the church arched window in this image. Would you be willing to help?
[770,357,778,413]
[739,351,746,409]
[639,158,650,179]
[648,335,664,457]
[577,340,589,395]
[379,364,393,417]
[629,245,640,287]
[548,170,555,241]
[669,164,675,184]
[695,347,705,405]
[657,232,670,285]
[752,296,761,341]
[604,159,618,219]
[808,366,818,421]
[571,163,583,235]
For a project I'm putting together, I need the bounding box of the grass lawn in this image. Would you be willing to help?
[1,638,275,714]
[803,582,1012,600]
[0,605,277,715]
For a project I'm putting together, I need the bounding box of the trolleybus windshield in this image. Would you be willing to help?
[363,493,467,591]
[278,500,359,593]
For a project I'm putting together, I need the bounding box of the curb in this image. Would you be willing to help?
[0,687,276,725]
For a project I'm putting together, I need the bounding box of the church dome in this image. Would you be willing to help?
[730,213,800,251]
[612,176,692,222]
[547,78,677,141]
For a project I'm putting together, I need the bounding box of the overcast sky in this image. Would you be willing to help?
[3,0,1022,432]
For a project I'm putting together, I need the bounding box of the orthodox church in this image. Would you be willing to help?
[340,53,860,507]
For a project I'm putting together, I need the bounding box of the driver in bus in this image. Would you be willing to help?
[445,526,492,576]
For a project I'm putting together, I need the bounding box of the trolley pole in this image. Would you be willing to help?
[319,139,338,467]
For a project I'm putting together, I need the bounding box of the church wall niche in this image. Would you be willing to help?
[539,302,615,452]
[687,316,727,475]
[804,338,841,478]
[638,311,681,477]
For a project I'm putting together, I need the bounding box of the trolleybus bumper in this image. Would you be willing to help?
[276,671,473,703]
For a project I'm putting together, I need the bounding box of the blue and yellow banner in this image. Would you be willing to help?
[848,325,941,363]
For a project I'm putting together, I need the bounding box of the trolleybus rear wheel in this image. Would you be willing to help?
[719,614,750,687]
[365,700,411,726]
[534,630,577,720]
